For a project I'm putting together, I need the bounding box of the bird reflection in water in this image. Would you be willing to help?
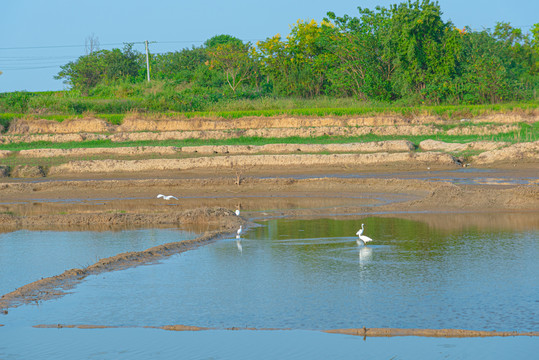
[236,234,243,254]
[358,246,372,266]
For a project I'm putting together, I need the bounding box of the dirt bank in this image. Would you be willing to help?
[325,328,538,338]
[6,111,538,135]
[471,140,539,164]
[30,324,538,338]
[46,152,460,176]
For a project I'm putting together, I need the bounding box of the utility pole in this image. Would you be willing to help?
[145,40,150,82]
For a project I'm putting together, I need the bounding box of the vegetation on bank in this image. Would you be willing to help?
[0,101,537,132]
[1,0,538,119]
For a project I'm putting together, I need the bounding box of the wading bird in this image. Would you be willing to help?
[356,224,373,246]
[235,209,240,216]
[356,224,365,237]
[157,194,178,200]
[237,226,243,236]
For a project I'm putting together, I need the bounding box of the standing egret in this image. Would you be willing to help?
[237,226,242,236]
[356,224,373,246]
[157,194,178,200]
[356,224,365,236]
[235,209,240,216]
[357,234,373,246]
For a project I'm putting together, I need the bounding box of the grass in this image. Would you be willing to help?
[0,101,537,130]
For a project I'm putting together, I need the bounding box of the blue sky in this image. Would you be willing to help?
[1,0,538,93]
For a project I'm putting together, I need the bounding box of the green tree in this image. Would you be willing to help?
[207,42,256,93]
[152,47,208,83]
[387,0,461,100]
[325,7,394,100]
[257,19,334,97]
[55,44,142,94]
[204,34,243,49]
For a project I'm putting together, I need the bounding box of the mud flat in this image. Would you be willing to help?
[29,324,538,338]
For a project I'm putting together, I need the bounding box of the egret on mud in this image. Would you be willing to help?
[235,209,240,216]
[157,194,178,200]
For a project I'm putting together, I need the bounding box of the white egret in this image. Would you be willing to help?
[157,194,178,200]
[235,209,240,216]
[237,226,242,236]
[357,234,373,246]
[356,224,365,236]
[356,224,373,246]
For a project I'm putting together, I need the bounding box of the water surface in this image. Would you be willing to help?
[3,217,537,332]
[0,327,536,360]
[0,228,197,295]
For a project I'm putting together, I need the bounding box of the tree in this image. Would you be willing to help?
[204,34,243,49]
[257,19,334,97]
[152,46,208,83]
[386,0,460,99]
[207,42,256,93]
[325,7,394,100]
[85,33,100,55]
[55,44,142,94]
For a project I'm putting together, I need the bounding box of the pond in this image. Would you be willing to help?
[2,216,537,333]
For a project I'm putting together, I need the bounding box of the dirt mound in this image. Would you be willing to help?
[419,140,508,152]
[48,152,459,175]
[118,115,413,132]
[471,141,539,164]
[471,112,539,124]
[446,124,518,135]
[181,141,415,155]
[10,165,45,178]
[7,117,116,134]
[18,146,179,158]
[0,150,11,158]
[0,166,9,177]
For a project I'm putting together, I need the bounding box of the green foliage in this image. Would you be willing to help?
[0,1,537,114]
[204,34,243,48]
[55,44,143,94]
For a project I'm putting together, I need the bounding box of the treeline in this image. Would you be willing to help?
[2,0,539,114]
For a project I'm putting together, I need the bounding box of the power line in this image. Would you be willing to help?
[0,38,267,51]
[1,65,63,71]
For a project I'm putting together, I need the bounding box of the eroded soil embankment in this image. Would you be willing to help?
[0,125,521,145]
[0,208,243,310]
[5,112,537,135]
